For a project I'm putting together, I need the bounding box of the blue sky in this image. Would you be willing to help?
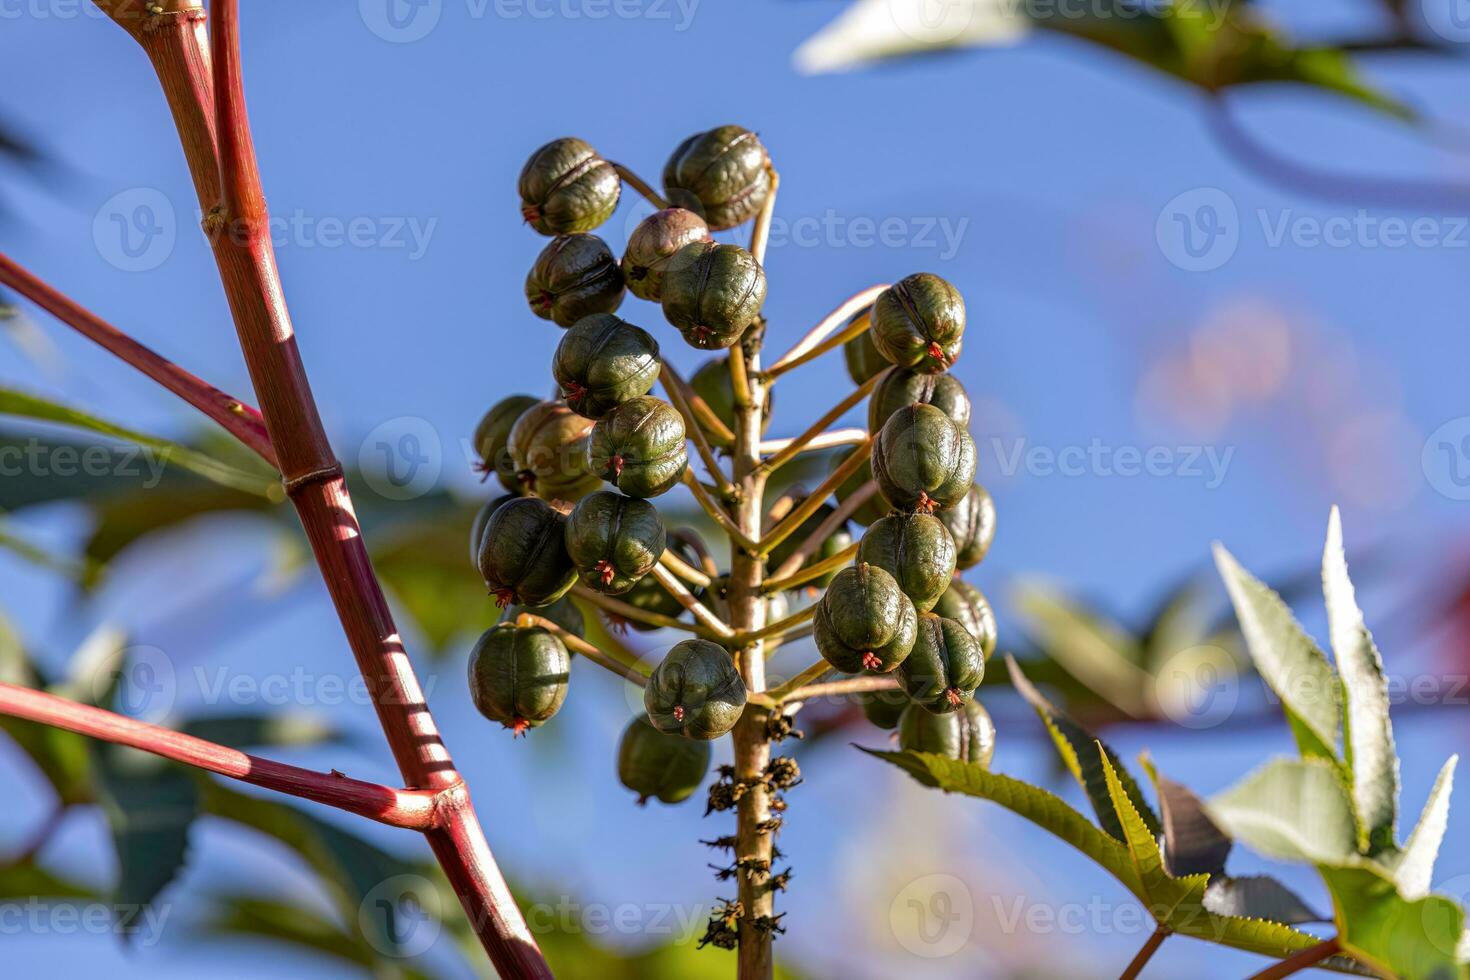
[2,1,1469,977]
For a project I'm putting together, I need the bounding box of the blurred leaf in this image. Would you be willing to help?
[0,861,94,901]
[0,714,91,803]
[0,388,277,496]
[1392,755,1457,901]
[180,713,345,751]
[1203,876,1325,925]
[54,622,128,708]
[1323,508,1399,854]
[0,606,40,686]
[1007,655,1159,842]
[1139,753,1232,878]
[91,744,199,936]
[371,503,498,656]
[1318,864,1466,980]
[1213,544,1343,768]
[1012,579,1153,717]
[0,522,90,582]
[1208,757,1359,865]
[203,895,433,980]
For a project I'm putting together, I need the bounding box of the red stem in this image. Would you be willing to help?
[0,682,436,829]
[89,3,551,976]
[1244,938,1342,980]
[1118,926,1169,980]
[0,251,277,466]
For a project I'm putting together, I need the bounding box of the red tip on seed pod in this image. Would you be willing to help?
[521,205,541,225]
[492,587,516,608]
[915,492,936,514]
[673,705,686,723]
[926,341,948,364]
[861,651,882,672]
[945,688,963,707]
[595,559,616,586]
[610,455,625,477]
[692,325,713,344]
[636,794,650,806]
[509,717,532,737]
[563,380,588,403]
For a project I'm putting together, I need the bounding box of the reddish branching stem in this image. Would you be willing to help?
[0,251,276,466]
[0,682,437,829]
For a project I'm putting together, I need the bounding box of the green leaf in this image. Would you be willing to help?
[1319,864,1466,980]
[1139,753,1232,878]
[1011,580,1153,718]
[0,522,91,583]
[1203,876,1326,926]
[1323,507,1399,854]
[91,743,199,937]
[1208,757,1359,865]
[203,895,380,970]
[1213,543,1343,766]
[1393,756,1457,901]
[0,387,278,496]
[0,861,94,901]
[1007,655,1160,842]
[179,713,344,751]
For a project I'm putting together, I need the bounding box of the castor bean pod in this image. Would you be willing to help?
[660,241,766,350]
[897,698,995,766]
[870,272,965,373]
[690,355,771,449]
[936,483,996,570]
[470,494,517,567]
[856,512,957,612]
[564,490,666,594]
[767,496,852,589]
[507,400,599,501]
[858,687,911,730]
[621,208,711,301]
[898,613,985,713]
[586,395,688,498]
[843,328,889,385]
[467,624,570,735]
[476,496,577,608]
[505,593,585,640]
[872,403,976,513]
[930,579,996,659]
[617,716,712,805]
[867,367,971,433]
[525,234,625,327]
[644,638,747,739]
[518,137,620,235]
[551,314,660,419]
[473,394,540,491]
[661,125,772,231]
[834,445,891,527]
[813,563,918,674]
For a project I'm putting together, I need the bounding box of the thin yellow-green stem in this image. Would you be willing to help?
[757,441,872,557]
[648,564,734,639]
[768,481,879,580]
[661,359,735,446]
[659,548,712,589]
[729,604,816,648]
[681,468,759,553]
[762,284,887,380]
[755,367,890,476]
[611,162,668,209]
[729,341,754,410]
[660,362,735,498]
[750,169,780,266]
[571,584,714,638]
[777,674,899,704]
[762,542,858,595]
[516,613,648,685]
[766,660,836,702]
[757,427,867,458]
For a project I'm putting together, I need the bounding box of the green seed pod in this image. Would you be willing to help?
[621,208,711,301]
[872,403,976,513]
[834,445,891,528]
[767,496,852,589]
[856,513,957,612]
[473,394,540,491]
[813,563,918,674]
[564,490,666,594]
[857,687,911,730]
[843,328,889,385]
[507,401,600,501]
[470,494,517,566]
[898,613,985,713]
[935,483,996,570]
[476,496,577,608]
[587,395,688,498]
[690,355,771,449]
[644,638,747,740]
[518,137,621,235]
[467,624,570,735]
[871,273,965,373]
[612,535,704,633]
[525,234,625,327]
[661,125,772,231]
[617,716,712,805]
[506,593,584,640]
[897,699,995,767]
[551,314,660,420]
[660,241,767,350]
[868,368,971,434]
[930,579,996,660]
